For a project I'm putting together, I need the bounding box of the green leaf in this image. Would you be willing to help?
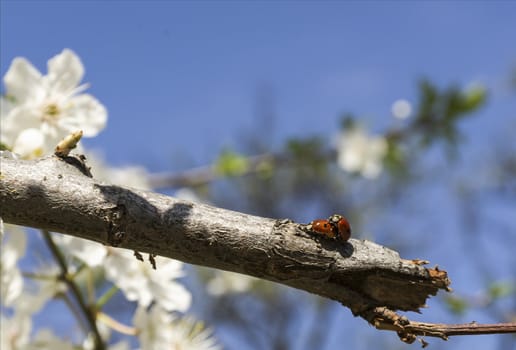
[215,149,249,177]
[0,143,12,151]
[417,79,438,123]
[413,79,487,150]
[463,85,487,112]
[383,139,407,174]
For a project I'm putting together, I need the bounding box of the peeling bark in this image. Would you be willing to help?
[0,154,450,317]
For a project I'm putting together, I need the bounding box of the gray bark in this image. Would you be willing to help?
[0,154,450,316]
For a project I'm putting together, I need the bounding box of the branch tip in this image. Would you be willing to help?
[55,130,83,157]
[361,306,516,347]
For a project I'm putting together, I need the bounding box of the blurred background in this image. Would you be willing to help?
[2,2,515,349]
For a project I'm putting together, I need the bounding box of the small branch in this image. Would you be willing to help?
[404,321,516,337]
[60,292,90,335]
[96,285,119,309]
[362,306,516,347]
[42,230,105,350]
[148,153,278,189]
[97,312,137,336]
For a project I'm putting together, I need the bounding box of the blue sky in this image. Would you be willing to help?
[2,2,515,169]
[2,2,515,349]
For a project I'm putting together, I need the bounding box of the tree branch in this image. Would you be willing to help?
[363,307,516,346]
[0,154,474,344]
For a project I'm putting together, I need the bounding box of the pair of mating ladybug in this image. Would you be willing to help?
[306,214,351,242]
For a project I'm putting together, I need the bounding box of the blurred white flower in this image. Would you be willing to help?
[105,248,191,312]
[82,321,126,350]
[133,305,220,350]
[336,126,387,179]
[133,305,174,350]
[106,166,150,190]
[28,329,75,350]
[0,49,107,158]
[108,341,130,350]
[14,268,66,317]
[166,317,220,350]
[11,128,46,158]
[53,233,107,267]
[0,312,32,350]
[391,99,412,119]
[1,226,27,307]
[85,151,150,190]
[206,271,255,296]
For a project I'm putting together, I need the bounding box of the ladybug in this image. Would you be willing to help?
[307,219,338,239]
[328,214,352,242]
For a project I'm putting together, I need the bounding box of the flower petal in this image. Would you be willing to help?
[46,49,85,95]
[54,234,108,267]
[60,94,107,136]
[1,105,43,148]
[0,95,15,117]
[12,128,45,159]
[1,226,27,307]
[336,127,387,178]
[3,57,44,103]
[153,282,192,312]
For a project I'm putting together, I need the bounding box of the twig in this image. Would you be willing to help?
[403,320,516,337]
[97,312,137,336]
[148,153,277,189]
[363,306,516,347]
[42,230,105,350]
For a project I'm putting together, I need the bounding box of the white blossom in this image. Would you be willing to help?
[0,312,32,350]
[26,329,75,350]
[391,99,412,119]
[206,271,255,296]
[0,217,4,240]
[10,128,46,158]
[1,49,107,158]
[133,305,174,350]
[336,126,387,179]
[166,317,220,350]
[53,233,107,267]
[108,341,131,350]
[106,166,150,190]
[105,248,191,312]
[133,305,220,350]
[1,225,27,307]
[14,268,66,317]
[85,151,150,190]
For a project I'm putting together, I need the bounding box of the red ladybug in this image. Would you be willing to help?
[308,219,338,239]
[328,214,352,242]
